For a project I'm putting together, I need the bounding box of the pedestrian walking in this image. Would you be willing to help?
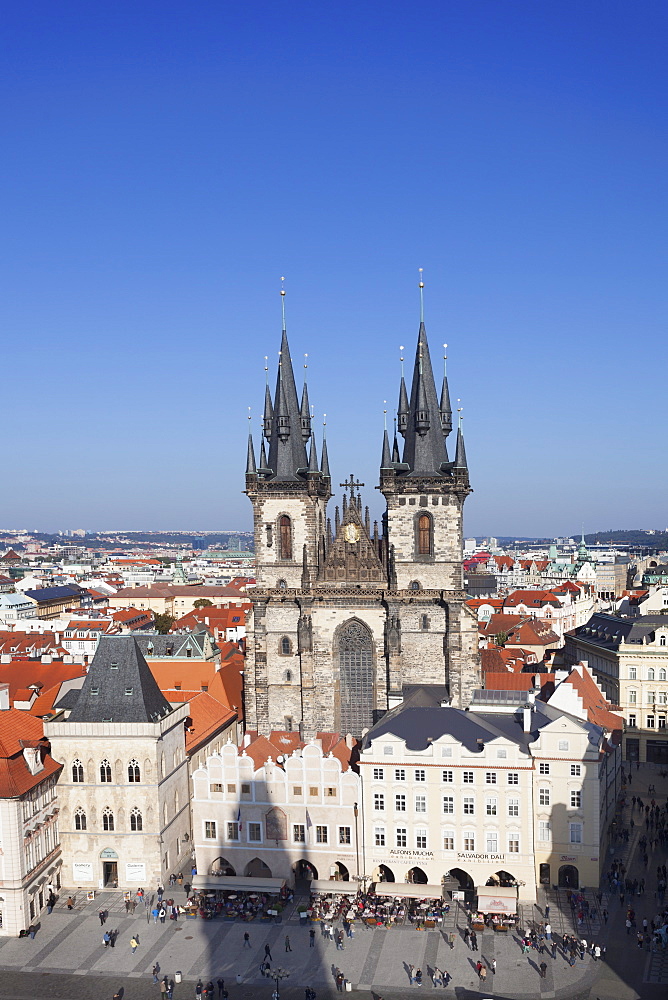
[152,907,159,924]
[463,927,470,947]
[491,959,496,974]
[130,935,139,954]
[99,909,106,926]
[67,896,74,910]
[285,934,292,952]
[594,945,601,961]
[539,961,547,979]
[603,909,608,924]
[545,904,550,919]
[103,931,111,948]
[264,943,272,961]
[152,964,160,984]
[125,899,130,913]
[160,978,168,998]
[244,931,251,947]
[309,928,315,947]
[480,966,487,984]
[471,931,478,951]
[545,922,552,941]
[217,978,225,998]
[196,980,203,998]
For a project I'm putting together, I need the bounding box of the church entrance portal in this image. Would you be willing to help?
[338,619,374,736]
[103,861,118,887]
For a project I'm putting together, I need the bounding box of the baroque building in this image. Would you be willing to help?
[244,293,480,737]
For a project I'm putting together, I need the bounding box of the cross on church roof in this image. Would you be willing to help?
[340,474,364,498]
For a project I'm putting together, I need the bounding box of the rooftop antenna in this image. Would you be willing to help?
[418,267,425,323]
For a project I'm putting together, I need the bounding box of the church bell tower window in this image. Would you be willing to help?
[417,513,433,556]
[279,515,293,560]
[338,619,374,737]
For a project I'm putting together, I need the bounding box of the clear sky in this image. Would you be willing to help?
[2,1,666,537]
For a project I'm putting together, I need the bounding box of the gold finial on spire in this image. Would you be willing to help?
[264,355,269,384]
[383,400,387,430]
[399,345,405,378]
[304,353,308,370]
[323,413,327,430]
[443,343,448,376]
[418,267,424,323]
[457,399,463,429]
[280,276,286,330]
[248,406,252,423]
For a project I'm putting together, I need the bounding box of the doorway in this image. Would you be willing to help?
[103,861,118,887]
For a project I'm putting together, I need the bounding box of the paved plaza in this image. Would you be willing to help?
[0,763,666,1000]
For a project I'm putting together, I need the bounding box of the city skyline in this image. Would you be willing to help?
[2,1,666,534]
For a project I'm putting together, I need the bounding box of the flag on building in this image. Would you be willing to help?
[237,807,243,832]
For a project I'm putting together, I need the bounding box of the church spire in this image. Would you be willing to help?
[454,405,467,470]
[308,431,319,472]
[300,354,312,441]
[264,283,309,480]
[246,410,257,474]
[397,345,409,435]
[440,344,452,436]
[320,415,331,478]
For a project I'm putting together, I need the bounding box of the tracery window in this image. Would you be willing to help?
[130,808,143,831]
[72,759,84,783]
[128,759,141,783]
[74,807,86,831]
[279,515,292,560]
[338,619,373,737]
[102,808,114,832]
[100,759,112,783]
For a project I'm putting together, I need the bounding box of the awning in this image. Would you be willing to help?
[192,876,285,894]
[310,880,358,895]
[476,885,518,915]
[373,883,444,900]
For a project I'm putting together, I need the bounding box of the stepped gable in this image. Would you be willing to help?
[67,635,173,724]
[318,494,386,586]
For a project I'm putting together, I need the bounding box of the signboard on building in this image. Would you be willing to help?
[456,852,505,862]
[126,863,146,882]
[72,862,94,882]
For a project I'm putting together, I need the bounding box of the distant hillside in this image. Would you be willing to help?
[584,529,668,549]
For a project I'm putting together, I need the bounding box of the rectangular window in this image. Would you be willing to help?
[538,820,551,842]
[226,822,239,841]
[374,793,385,811]
[569,822,583,844]
[396,828,407,847]
[443,795,454,814]
[463,771,474,783]
[628,667,637,679]
[415,794,426,813]
[248,822,262,842]
[316,825,328,844]
[539,787,550,806]
[539,763,550,775]
[463,796,475,815]
[241,783,251,794]
[226,783,236,793]
[486,797,497,816]
[374,827,386,847]
[309,786,318,796]
[558,740,569,751]
[209,783,223,793]
[507,772,519,784]
[204,821,216,839]
[463,833,475,851]
[416,830,427,849]
[486,832,498,853]
[442,770,453,783]
[325,787,336,797]
[647,715,656,728]
[395,794,406,812]
[383,745,393,756]
[443,832,454,850]
[394,769,406,781]
[293,824,305,843]
[648,691,656,705]
[629,713,637,727]
[338,826,351,845]
[508,833,520,853]
[508,798,519,817]
[372,768,384,780]
[629,690,637,704]
[441,747,453,757]
[414,769,426,782]
[293,786,302,796]
[485,772,497,784]
[570,765,581,776]
[570,790,582,808]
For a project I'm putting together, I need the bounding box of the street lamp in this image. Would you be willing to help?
[271,966,289,1000]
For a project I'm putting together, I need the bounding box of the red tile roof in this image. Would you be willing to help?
[240,730,356,771]
[185,692,236,755]
[562,665,624,733]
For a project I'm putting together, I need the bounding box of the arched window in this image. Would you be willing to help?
[417,513,433,556]
[130,808,143,832]
[338,619,374,737]
[285,669,292,683]
[660,637,667,648]
[280,636,292,655]
[648,668,655,681]
[659,667,667,680]
[128,759,140,783]
[72,759,84,783]
[102,808,114,832]
[279,515,292,560]
[100,759,112,783]
[74,807,86,831]
[277,579,287,591]
[409,580,421,591]
[420,615,429,631]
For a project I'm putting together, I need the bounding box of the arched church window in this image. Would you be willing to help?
[277,579,287,591]
[72,759,84,783]
[128,759,141,783]
[99,759,112,783]
[102,808,114,832]
[417,513,433,555]
[285,669,293,682]
[74,807,86,831]
[130,808,143,831]
[279,515,292,560]
[280,636,292,655]
[338,619,374,737]
[421,615,429,631]
[409,581,421,591]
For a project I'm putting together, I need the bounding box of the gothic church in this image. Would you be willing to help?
[244,297,480,737]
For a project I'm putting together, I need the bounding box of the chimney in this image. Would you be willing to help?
[523,707,532,733]
[243,733,251,748]
[0,684,9,710]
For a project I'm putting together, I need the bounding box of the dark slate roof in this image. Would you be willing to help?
[400,323,451,476]
[265,330,309,481]
[362,684,556,752]
[569,612,668,651]
[67,635,173,724]
[134,629,213,659]
[24,585,82,602]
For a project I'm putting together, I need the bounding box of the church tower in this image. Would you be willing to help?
[244,282,480,738]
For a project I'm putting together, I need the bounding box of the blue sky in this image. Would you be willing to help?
[2,1,666,536]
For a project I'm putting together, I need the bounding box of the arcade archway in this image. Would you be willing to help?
[293,859,318,881]
[244,858,272,878]
[406,866,428,884]
[372,864,394,883]
[486,870,518,888]
[210,856,236,877]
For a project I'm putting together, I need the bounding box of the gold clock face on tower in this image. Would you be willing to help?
[343,523,360,544]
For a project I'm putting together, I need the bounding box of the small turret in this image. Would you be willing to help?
[454,420,468,470]
[246,433,257,475]
[381,429,393,470]
[397,376,409,435]
[263,384,273,439]
[440,347,452,436]
[300,380,312,441]
[308,432,319,472]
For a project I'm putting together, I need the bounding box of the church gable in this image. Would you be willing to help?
[319,497,386,586]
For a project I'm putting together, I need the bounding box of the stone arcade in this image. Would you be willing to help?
[244,294,481,737]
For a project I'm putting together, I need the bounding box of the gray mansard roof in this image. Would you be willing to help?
[568,612,668,652]
[67,635,173,724]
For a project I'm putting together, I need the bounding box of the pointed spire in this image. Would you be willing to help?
[320,414,330,478]
[308,432,319,472]
[392,432,400,464]
[265,282,309,480]
[300,354,312,441]
[365,506,370,535]
[454,406,467,469]
[263,356,273,439]
[259,439,269,472]
[246,432,257,475]
[439,344,452,436]
[414,353,430,435]
[381,429,393,469]
[397,342,409,436]
[334,506,341,533]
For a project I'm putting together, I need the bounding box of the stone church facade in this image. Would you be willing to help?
[244,299,480,737]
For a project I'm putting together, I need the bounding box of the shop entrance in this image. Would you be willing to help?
[558,864,579,889]
[103,862,118,887]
